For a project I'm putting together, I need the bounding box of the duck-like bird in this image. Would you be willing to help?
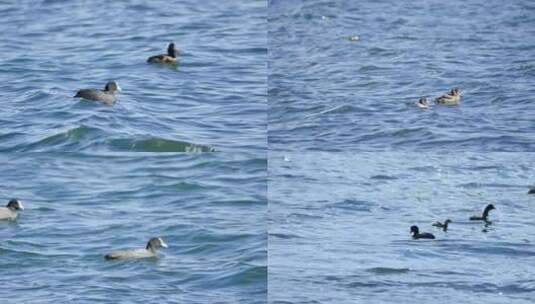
[147,42,179,64]
[105,237,168,260]
[410,225,435,239]
[469,204,495,221]
[432,219,452,231]
[435,88,461,105]
[0,198,24,221]
[415,97,429,109]
[74,81,121,105]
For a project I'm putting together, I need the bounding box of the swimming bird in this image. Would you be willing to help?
[147,42,179,64]
[415,97,429,109]
[469,204,495,221]
[432,219,452,231]
[74,81,121,105]
[0,199,24,221]
[435,88,461,105]
[105,237,168,260]
[410,225,435,239]
[528,188,535,194]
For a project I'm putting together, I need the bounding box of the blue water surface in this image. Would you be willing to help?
[269,152,535,303]
[0,153,266,303]
[269,0,535,151]
[0,0,266,152]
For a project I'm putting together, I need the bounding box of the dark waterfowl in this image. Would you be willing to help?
[415,97,429,109]
[435,88,461,105]
[410,225,435,239]
[528,188,535,194]
[0,199,24,221]
[432,219,452,232]
[147,42,178,64]
[469,204,495,221]
[74,81,121,105]
[105,237,168,260]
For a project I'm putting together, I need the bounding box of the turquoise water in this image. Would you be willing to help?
[269,0,535,151]
[0,0,266,152]
[1,153,266,303]
[269,153,535,303]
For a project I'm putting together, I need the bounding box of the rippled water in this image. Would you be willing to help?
[269,152,535,303]
[269,0,535,151]
[4,0,535,303]
[0,0,266,152]
[0,153,266,303]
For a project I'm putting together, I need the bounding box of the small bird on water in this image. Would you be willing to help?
[432,219,452,232]
[415,97,429,109]
[469,204,495,222]
[147,42,179,64]
[105,237,168,260]
[410,225,435,239]
[74,81,121,105]
[435,88,461,105]
[0,198,24,221]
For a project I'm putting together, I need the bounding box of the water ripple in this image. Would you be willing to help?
[269,0,535,151]
[0,0,266,152]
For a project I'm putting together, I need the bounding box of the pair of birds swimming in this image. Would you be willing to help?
[73,43,179,105]
[415,88,461,109]
[411,204,496,239]
[1,199,168,260]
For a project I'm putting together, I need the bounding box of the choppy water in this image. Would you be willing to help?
[0,0,266,152]
[0,153,266,303]
[269,0,535,151]
[4,0,535,303]
[269,152,535,303]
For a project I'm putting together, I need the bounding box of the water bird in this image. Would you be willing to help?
[410,225,435,239]
[435,88,461,105]
[74,81,121,105]
[0,198,24,221]
[469,204,495,221]
[105,237,168,260]
[147,42,179,64]
[432,219,451,231]
[528,188,535,194]
[347,35,360,42]
[415,97,429,109]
